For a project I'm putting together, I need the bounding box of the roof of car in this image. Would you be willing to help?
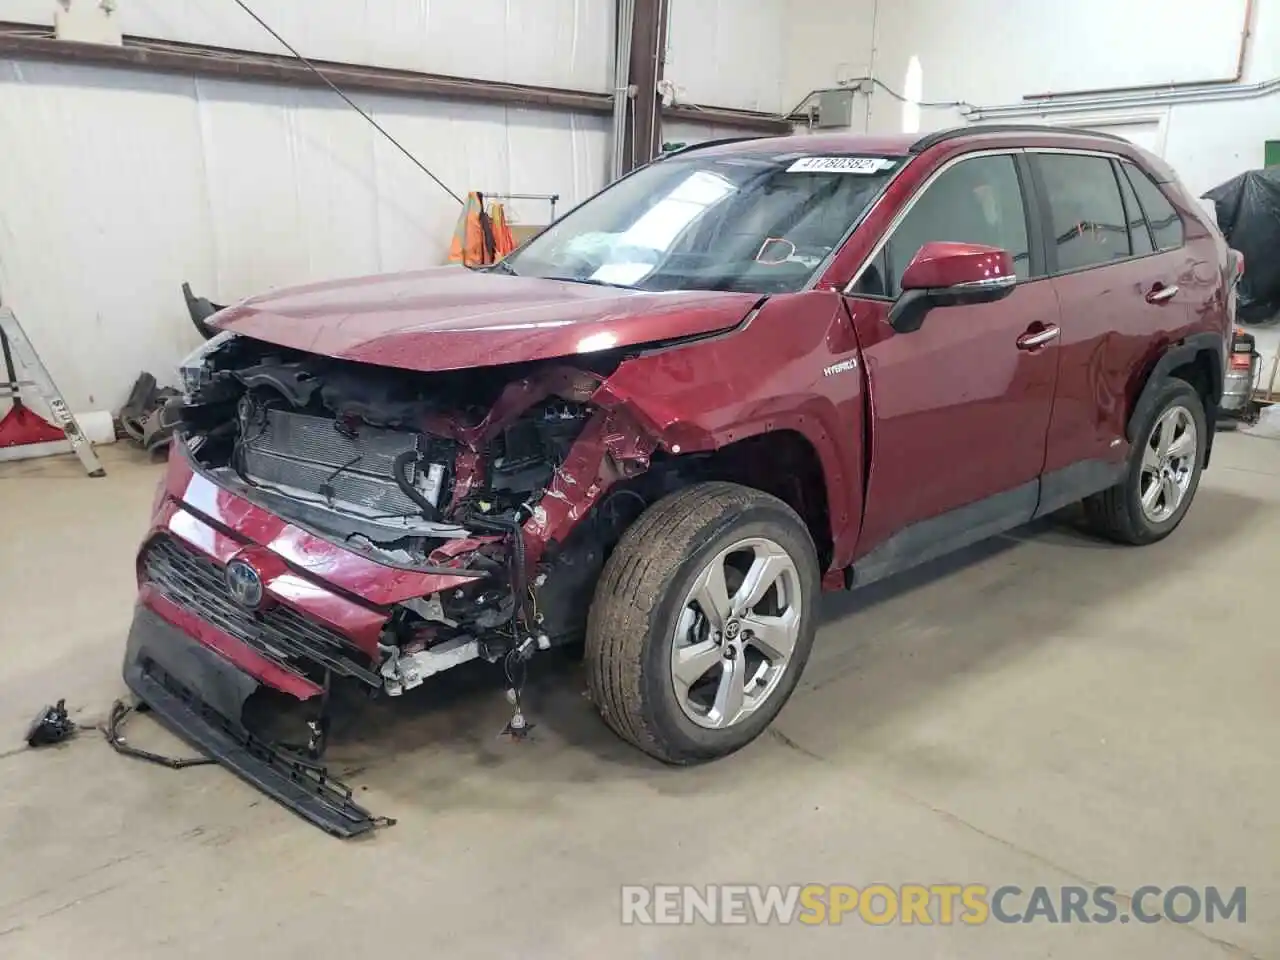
[667,133,919,159]
[909,124,1129,152]
[671,124,1133,161]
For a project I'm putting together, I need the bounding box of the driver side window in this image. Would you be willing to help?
[880,154,1031,298]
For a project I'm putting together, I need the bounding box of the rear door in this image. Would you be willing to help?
[1030,150,1194,514]
[842,151,1061,561]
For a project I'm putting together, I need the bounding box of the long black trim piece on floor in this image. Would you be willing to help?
[125,652,392,839]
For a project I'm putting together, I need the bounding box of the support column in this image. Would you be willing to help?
[622,0,668,173]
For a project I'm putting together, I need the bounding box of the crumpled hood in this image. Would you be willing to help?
[213,266,759,371]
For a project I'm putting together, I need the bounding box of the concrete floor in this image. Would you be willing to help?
[1,431,1277,959]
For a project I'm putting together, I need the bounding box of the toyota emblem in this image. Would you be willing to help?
[225,558,264,610]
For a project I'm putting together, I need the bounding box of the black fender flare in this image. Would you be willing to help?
[1125,331,1224,465]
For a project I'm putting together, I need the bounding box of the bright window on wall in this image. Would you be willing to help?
[901,56,923,134]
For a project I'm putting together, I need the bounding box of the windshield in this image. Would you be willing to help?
[503,153,902,294]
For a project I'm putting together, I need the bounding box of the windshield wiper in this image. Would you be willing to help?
[485,260,518,276]
[541,275,635,289]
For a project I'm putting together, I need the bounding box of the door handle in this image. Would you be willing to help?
[1146,283,1179,304]
[1016,324,1061,350]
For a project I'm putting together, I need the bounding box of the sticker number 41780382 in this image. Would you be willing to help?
[786,156,895,174]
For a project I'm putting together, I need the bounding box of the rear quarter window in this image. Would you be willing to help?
[1113,160,1155,256]
[1123,161,1185,251]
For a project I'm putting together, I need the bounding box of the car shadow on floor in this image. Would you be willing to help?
[289,487,1265,809]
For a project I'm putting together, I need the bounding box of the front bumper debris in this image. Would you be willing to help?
[123,605,394,838]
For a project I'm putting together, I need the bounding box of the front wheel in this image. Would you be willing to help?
[1083,378,1207,545]
[585,482,820,764]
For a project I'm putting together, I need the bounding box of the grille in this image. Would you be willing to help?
[141,537,382,688]
[239,409,445,516]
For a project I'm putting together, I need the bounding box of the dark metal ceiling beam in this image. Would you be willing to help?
[665,102,794,133]
[0,25,611,113]
[0,23,791,134]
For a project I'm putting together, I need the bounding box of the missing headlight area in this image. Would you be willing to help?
[165,332,664,698]
[177,335,600,553]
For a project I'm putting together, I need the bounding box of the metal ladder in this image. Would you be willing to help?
[0,305,106,477]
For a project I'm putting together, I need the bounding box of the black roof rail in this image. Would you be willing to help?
[656,136,764,159]
[909,124,1130,154]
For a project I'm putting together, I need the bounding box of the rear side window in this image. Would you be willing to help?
[1123,162,1185,251]
[1037,154,1130,272]
[1113,161,1155,256]
[882,154,1031,297]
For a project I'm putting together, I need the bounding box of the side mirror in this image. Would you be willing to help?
[888,241,1016,333]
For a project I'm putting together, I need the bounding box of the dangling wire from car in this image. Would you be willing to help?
[227,0,463,205]
[465,506,537,738]
[104,700,215,769]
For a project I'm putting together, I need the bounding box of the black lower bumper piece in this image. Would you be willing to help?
[123,606,393,839]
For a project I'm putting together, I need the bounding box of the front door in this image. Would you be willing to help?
[843,151,1061,564]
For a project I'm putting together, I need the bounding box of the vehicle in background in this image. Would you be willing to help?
[1216,251,1261,426]
[128,125,1230,835]
[1220,325,1261,424]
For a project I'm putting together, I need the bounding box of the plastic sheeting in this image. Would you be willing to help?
[666,0,788,113]
[4,0,614,92]
[0,59,609,413]
[10,0,792,110]
[1204,168,1280,324]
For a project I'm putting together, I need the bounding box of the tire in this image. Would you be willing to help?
[585,482,820,764]
[1083,378,1207,545]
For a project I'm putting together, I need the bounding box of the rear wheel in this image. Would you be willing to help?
[1083,379,1206,545]
[585,482,819,764]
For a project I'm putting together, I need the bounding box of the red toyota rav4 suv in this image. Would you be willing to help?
[128,125,1230,834]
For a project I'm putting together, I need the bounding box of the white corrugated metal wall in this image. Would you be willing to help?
[3,0,615,88]
[665,0,788,113]
[0,61,611,412]
[0,0,791,415]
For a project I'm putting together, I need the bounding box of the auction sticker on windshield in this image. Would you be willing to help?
[786,156,896,174]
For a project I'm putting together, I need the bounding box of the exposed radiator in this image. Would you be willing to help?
[240,409,448,517]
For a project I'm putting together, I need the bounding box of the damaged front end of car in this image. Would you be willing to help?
[124,326,682,831]
[167,331,666,688]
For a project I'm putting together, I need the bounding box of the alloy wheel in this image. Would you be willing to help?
[669,537,803,729]
[1139,404,1198,524]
